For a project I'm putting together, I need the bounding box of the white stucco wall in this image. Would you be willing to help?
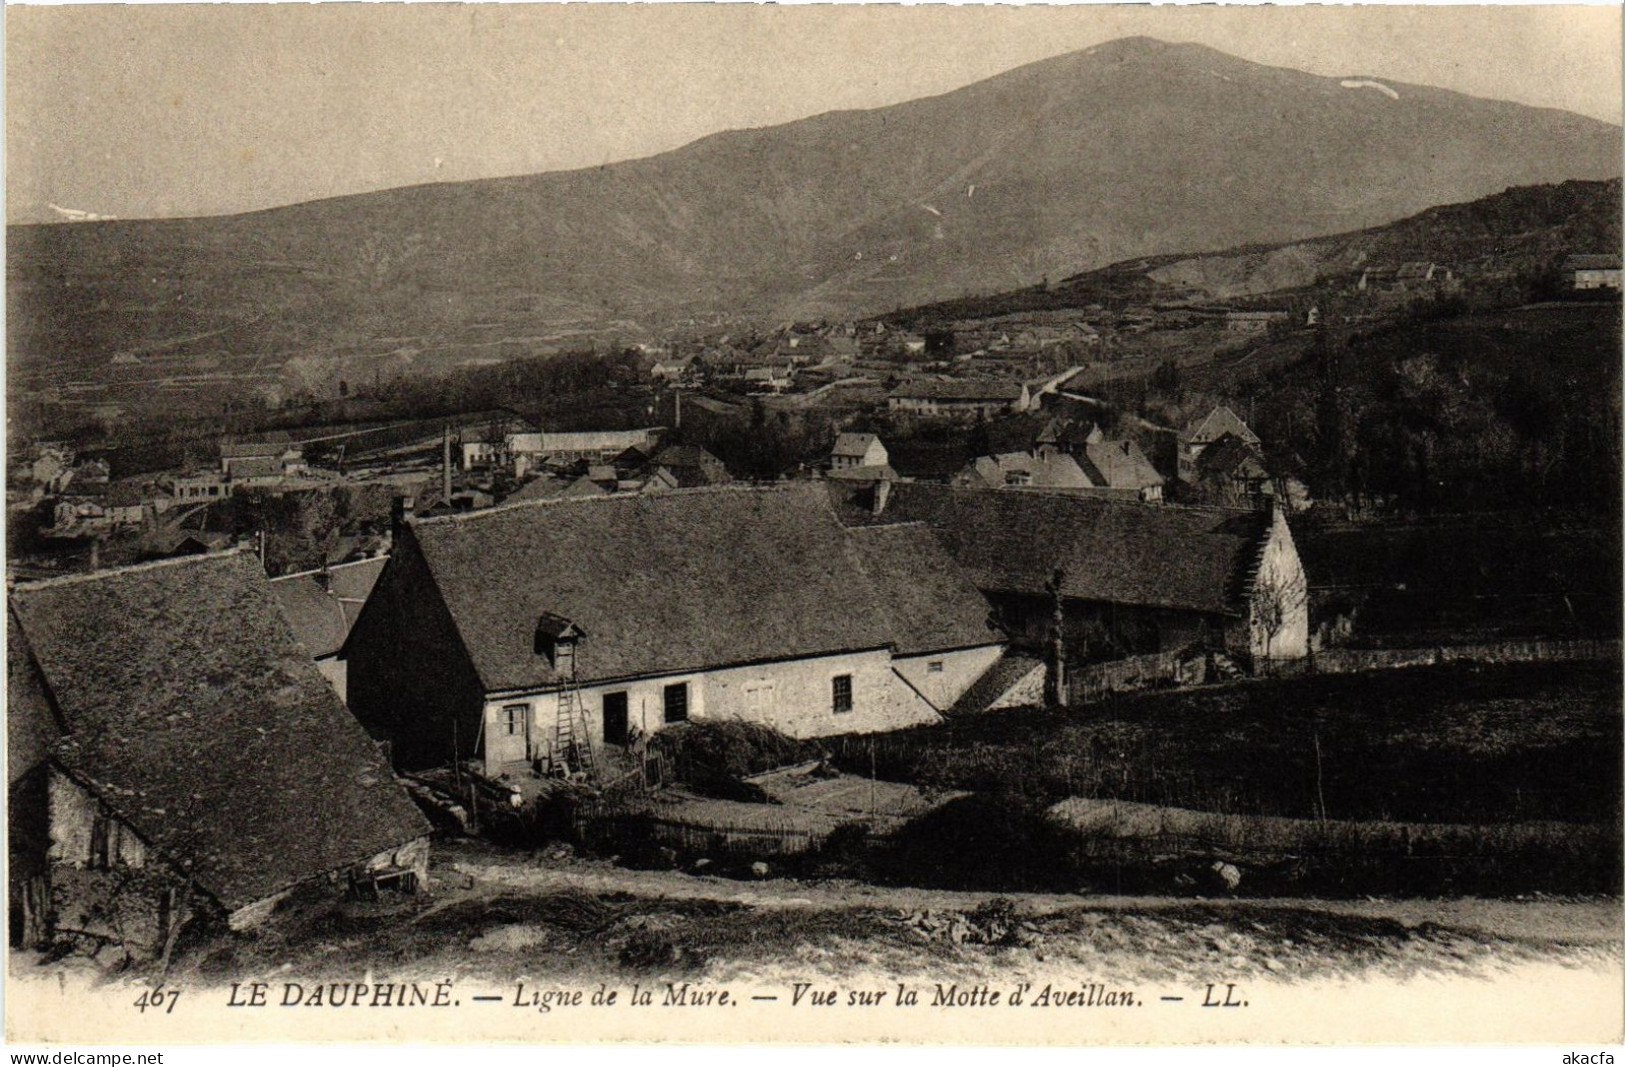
[1250,507,1310,661]
[480,646,961,772]
[891,645,1005,711]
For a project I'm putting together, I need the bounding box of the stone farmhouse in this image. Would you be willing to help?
[343,485,1005,775]
[7,552,429,959]
[836,482,1308,666]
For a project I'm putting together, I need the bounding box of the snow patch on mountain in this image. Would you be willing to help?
[1341,79,1400,101]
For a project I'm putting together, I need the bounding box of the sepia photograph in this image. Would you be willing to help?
[4,2,1622,1053]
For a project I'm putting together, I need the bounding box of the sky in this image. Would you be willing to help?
[7,3,1622,224]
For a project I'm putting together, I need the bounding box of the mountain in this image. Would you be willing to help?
[10,37,1621,389]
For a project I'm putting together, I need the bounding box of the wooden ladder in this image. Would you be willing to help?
[552,684,599,782]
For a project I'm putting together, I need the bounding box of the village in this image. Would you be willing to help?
[5,236,1620,986]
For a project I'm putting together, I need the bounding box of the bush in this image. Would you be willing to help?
[648,721,812,798]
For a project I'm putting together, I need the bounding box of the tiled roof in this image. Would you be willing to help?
[1184,405,1260,447]
[1196,433,1270,481]
[1081,439,1165,490]
[847,524,1002,656]
[9,552,428,910]
[957,452,1093,490]
[1564,254,1622,271]
[399,485,997,693]
[270,557,389,659]
[842,483,1266,616]
[832,432,881,458]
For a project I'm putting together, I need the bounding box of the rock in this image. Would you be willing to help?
[1211,861,1242,892]
[692,858,713,873]
[750,861,770,879]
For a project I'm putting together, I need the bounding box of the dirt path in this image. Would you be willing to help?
[437,843,1622,947]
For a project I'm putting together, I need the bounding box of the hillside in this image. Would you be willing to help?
[9,37,1621,406]
[892,178,1624,323]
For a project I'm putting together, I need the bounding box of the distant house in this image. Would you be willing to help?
[887,380,1030,419]
[269,556,391,703]
[831,433,888,471]
[650,355,696,382]
[506,429,662,477]
[1181,405,1261,476]
[343,486,1005,775]
[954,451,1093,491]
[1563,254,1623,291]
[1357,267,1399,292]
[840,482,1308,666]
[652,445,733,488]
[1224,310,1290,335]
[172,471,231,503]
[220,436,305,483]
[744,365,795,392]
[1078,439,1166,503]
[1395,261,1451,287]
[27,448,73,492]
[1194,432,1273,506]
[8,552,429,958]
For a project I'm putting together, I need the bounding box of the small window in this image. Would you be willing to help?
[89,811,113,870]
[928,661,945,674]
[832,674,854,715]
[663,682,689,723]
[603,691,629,747]
[501,704,527,736]
[745,681,776,713]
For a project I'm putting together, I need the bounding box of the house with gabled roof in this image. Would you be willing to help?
[1180,405,1261,479]
[342,486,1005,776]
[269,556,390,703]
[7,552,430,958]
[1563,253,1622,291]
[837,482,1307,667]
[830,432,888,471]
[953,451,1094,491]
[1078,439,1166,502]
[1193,432,1273,507]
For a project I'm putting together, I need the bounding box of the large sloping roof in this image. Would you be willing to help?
[270,557,389,659]
[847,524,1000,656]
[9,552,428,911]
[844,483,1266,616]
[403,485,997,693]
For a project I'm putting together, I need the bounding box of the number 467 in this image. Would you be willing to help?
[134,986,181,1014]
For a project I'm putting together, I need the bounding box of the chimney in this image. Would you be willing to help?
[391,494,415,540]
[871,477,892,516]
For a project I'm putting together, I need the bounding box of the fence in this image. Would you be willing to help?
[1045,795,1621,895]
[1263,637,1621,679]
[1066,650,1206,705]
[1062,638,1619,705]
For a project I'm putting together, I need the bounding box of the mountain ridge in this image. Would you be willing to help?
[11,37,1621,378]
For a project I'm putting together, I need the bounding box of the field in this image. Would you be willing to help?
[1295,516,1620,644]
[839,662,1620,825]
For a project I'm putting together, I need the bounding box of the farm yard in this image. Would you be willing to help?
[535,662,1623,900]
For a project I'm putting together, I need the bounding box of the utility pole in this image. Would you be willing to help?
[1044,567,1068,706]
